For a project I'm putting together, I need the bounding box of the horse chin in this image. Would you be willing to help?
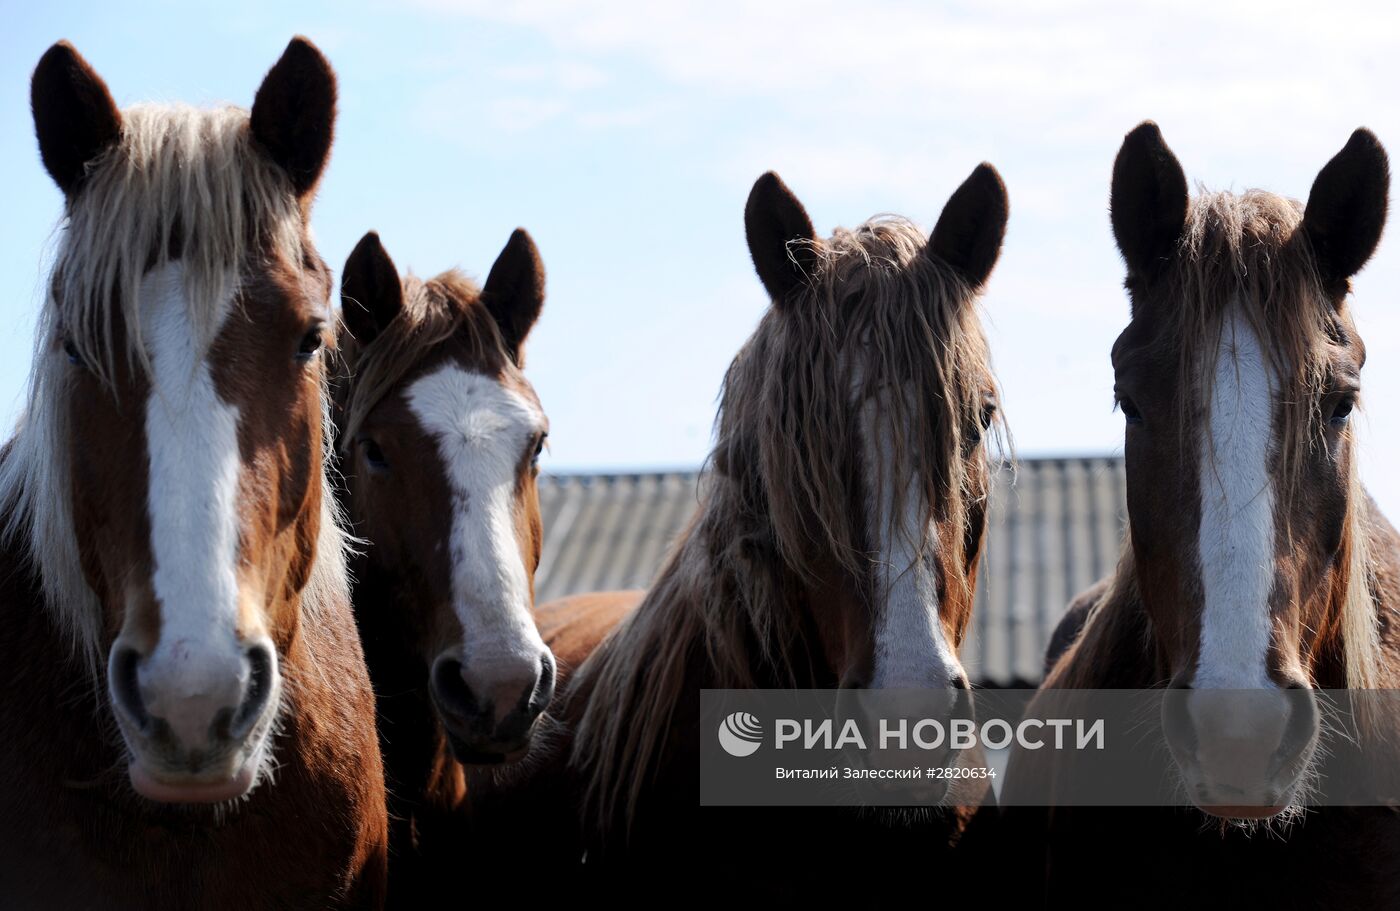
[1199,803,1290,821]
[124,729,271,806]
[445,732,531,766]
[860,776,951,813]
[863,800,956,830]
[1187,771,1303,822]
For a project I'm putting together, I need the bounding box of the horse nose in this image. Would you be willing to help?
[110,639,277,751]
[430,650,555,757]
[1163,683,1318,813]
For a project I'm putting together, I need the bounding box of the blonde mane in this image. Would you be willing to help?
[336,269,516,452]
[1059,188,1380,691]
[568,216,1004,835]
[0,102,347,676]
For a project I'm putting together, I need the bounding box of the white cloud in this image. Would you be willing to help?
[396,0,1400,516]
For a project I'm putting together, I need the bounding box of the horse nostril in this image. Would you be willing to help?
[430,656,479,720]
[109,644,150,730]
[1276,685,1319,771]
[229,642,277,740]
[530,651,557,715]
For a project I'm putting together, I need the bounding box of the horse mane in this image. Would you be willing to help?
[336,270,514,452]
[568,215,1004,835]
[1065,188,1380,690]
[0,102,347,678]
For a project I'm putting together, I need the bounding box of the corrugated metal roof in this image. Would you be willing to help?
[535,457,1127,685]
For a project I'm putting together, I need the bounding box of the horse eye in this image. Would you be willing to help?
[61,336,85,368]
[532,433,547,468]
[965,399,996,448]
[296,326,325,362]
[1330,396,1355,426]
[359,437,389,471]
[1118,396,1144,426]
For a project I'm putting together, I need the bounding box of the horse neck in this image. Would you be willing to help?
[576,489,844,737]
[0,491,154,823]
[0,459,106,707]
[0,505,102,710]
[665,525,840,690]
[1047,567,1161,689]
[345,553,468,812]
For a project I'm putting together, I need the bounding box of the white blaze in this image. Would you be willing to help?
[861,389,963,690]
[406,365,548,696]
[1194,307,1278,690]
[138,262,250,744]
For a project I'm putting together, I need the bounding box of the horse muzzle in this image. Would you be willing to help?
[429,648,556,763]
[108,637,280,803]
[1163,685,1318,819]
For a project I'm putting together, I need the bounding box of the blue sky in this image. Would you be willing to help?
[4,0,1399,517]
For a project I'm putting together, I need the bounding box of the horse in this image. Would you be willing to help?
[0,39,388,908]
[335,229,584,903]
[470,164,1013,902]
[1005,122,1400,908]
[535,591,642,684]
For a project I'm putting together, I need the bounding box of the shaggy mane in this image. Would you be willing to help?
[568,215,1005,836]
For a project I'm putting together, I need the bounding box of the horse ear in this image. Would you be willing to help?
[1303,128,1390,287]
[341,232,402,346]
[745,171,819,306]
[250,36,337,199]
[481,228,546,365]
[31,42,122,196]
[926,162,1009,288]
[1110,121,1188,279]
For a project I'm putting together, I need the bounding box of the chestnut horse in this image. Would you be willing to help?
[336,230,575,903]
[474,165,1012,901]
[0,39,387,908]
[1009,123,1400,908]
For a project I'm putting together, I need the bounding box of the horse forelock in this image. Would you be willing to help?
[52,103,309,383]
[723,216,1003,586]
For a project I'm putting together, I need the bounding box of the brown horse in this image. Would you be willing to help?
[1011,122,1400,908]
[0,39,387,908]
[536,590,641,685]
[472,165,1012,901]
[335,230,566,902]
